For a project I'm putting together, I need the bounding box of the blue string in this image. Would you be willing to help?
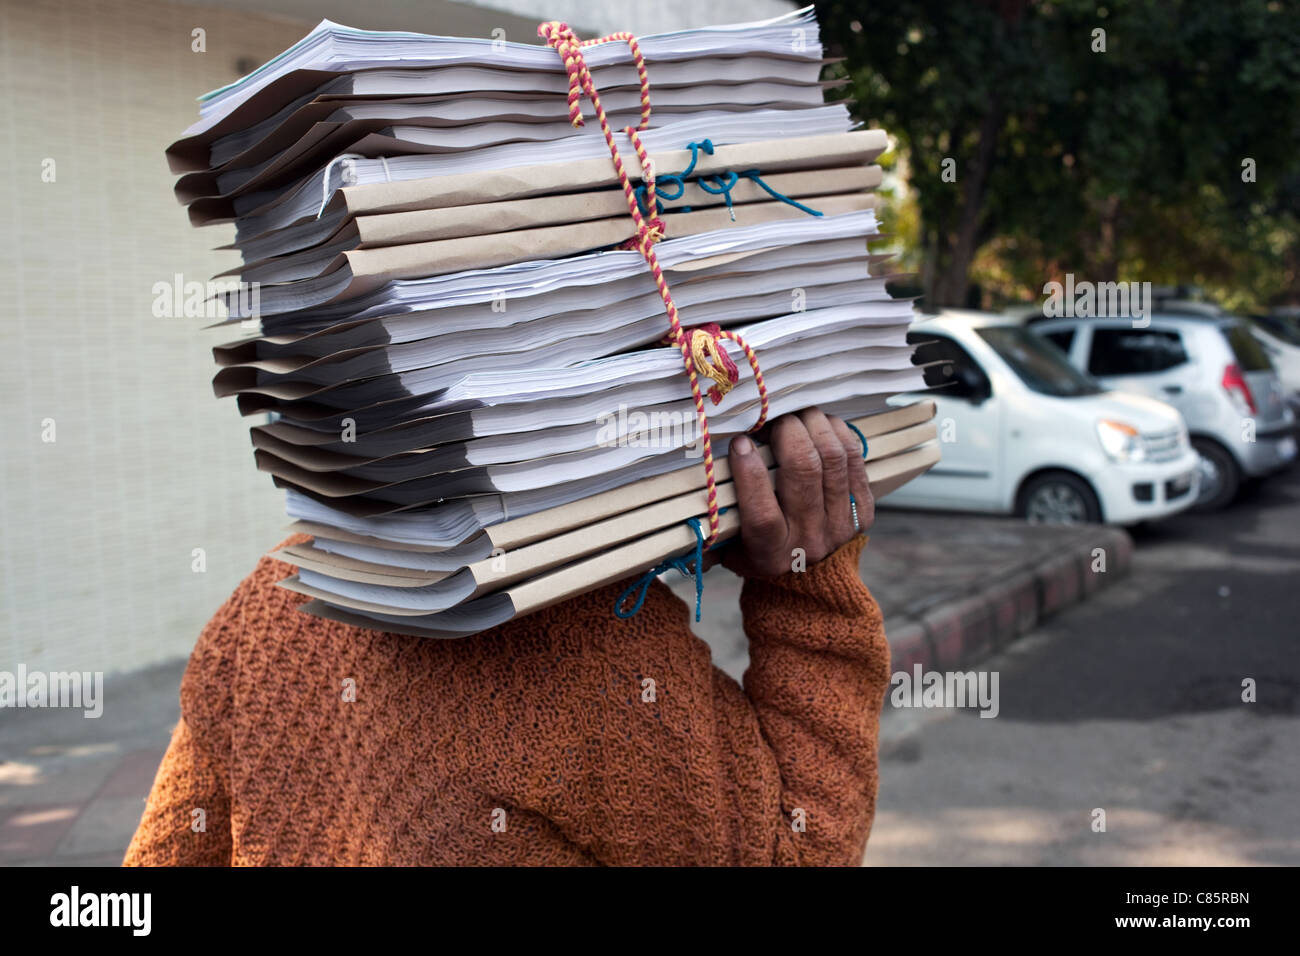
[633,139,824,222]
[635,139,713,215]
[614,517,704,621]
[735,170,825,218]
[846,422,870,461]
[614,508,731,623]
[845,423,869,524]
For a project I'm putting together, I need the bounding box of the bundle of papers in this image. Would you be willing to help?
[167,6,939,638]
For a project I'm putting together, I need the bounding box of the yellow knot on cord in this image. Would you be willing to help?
[688,327,738,402]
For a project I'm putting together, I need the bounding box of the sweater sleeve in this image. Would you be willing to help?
[545,533,890,867]
[730,533,891,865]
[122,716,233,866]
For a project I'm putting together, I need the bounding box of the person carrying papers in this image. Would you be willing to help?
[129,8,937,866]
[125,409,892,866]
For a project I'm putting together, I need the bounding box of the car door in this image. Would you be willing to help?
[1081,321,1202,425]
[901,331,1004,511]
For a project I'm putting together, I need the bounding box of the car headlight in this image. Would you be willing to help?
[1096,419,1146,463]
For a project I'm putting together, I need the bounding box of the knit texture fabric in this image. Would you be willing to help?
[123,533,890,866]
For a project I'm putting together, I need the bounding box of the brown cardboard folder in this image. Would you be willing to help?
[284,439,941,638]
[269,403,940,637]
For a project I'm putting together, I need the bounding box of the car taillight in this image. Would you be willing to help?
[1221,362,1257,415]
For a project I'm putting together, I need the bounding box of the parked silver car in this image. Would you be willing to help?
[1028,313,1297,509]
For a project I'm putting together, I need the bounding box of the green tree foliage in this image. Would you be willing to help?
[818,0,1300,311]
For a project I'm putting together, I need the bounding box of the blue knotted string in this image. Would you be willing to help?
[634,139,824,222]
[614,508,731,623]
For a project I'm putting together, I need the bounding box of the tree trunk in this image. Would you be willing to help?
[928,99,1003,307]
[1094,194,1121,282]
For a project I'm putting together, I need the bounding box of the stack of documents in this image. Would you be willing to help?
[166,6,940,638]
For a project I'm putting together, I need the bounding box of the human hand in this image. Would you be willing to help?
[718,408,874,579]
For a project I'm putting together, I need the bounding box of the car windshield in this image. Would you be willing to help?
[977,325,1104,397]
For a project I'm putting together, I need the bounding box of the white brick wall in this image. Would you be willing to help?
[0,0,315,675]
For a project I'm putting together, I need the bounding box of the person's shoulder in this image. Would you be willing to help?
[200,534,309,638]
[497,575,711,691]
[178,536,312,717]
[507,575,694,648]
[244,532,311,600]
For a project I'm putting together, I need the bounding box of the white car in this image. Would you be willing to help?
[883,310,1200,524]
[1249,314,1300,415]
[1031,310,1297,510]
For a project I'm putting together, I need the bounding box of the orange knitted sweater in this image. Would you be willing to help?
[123,533,889,866]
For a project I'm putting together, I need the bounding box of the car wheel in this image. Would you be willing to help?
[1016,471,1103,525]
[1190,437,1241,512]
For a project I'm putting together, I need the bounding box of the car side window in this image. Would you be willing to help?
[908,331,992,402]
[1087,328,1188,376]
[1042,328,1075,354]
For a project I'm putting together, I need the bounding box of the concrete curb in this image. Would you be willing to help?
[885,525,1133,672]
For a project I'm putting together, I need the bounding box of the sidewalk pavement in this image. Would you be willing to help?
[0,661,183,867]
[0,510,1130,867]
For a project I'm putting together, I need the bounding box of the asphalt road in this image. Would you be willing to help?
[866,464,1300,866]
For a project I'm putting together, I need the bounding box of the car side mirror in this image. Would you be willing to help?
[956,366,991,404]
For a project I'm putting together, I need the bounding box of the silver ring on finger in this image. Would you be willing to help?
[850,493,860,533]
